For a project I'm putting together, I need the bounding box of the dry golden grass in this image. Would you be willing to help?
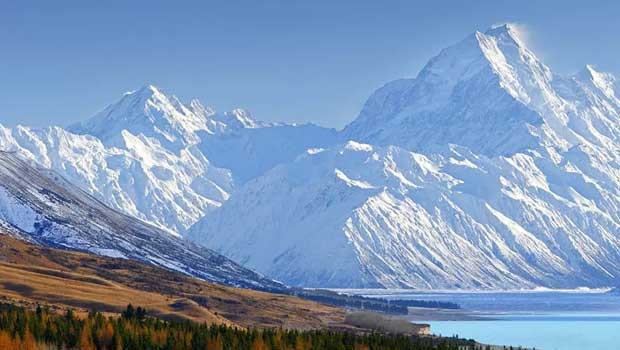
[0,261,230,325]
[0,234,346,329]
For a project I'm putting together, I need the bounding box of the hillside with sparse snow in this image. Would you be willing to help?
[0,151,284,290]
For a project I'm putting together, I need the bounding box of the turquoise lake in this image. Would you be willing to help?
[353,290,620,350]
[428,315,620,350]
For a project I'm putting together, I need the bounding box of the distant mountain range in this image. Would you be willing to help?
[3,24,620,289]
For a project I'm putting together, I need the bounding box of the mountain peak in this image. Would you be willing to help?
[484,23,520,38]
[575,65,618,99]
[414,23,538,91]
[344,23,554,156]
[478,23,533,57]
[125,84,164,99]
[227,108,259,128]
[134,83,159,93]
[69,85,208,148]
[480,23,526,45]
[69,85,273,148]
[188,98,216,118]
[205,108,268,132]
[579,64,615,82]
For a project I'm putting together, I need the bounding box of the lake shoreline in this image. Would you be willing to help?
[404,307,496,321]
[376,291,620,350]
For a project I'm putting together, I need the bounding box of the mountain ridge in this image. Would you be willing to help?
[3,24,620,290]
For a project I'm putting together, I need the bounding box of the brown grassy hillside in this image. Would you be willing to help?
[0,233,346,329]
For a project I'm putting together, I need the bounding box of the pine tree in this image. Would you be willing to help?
[123,304,136,319]
[79,322,96,350]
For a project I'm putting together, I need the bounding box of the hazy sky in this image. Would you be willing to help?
[1,0,619,129]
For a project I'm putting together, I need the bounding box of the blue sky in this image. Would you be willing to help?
[1,0,619,129]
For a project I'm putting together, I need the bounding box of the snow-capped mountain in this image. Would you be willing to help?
[4,23,620,290]
[0,150,283,290]
[188,24,620,289]
[0,85,337,234]
[68,85,273,150]
[344,24,620,159]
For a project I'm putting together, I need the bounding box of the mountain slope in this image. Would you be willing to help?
[0,151,283,291]
[189,25,620,289]
[189,142,620,288]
